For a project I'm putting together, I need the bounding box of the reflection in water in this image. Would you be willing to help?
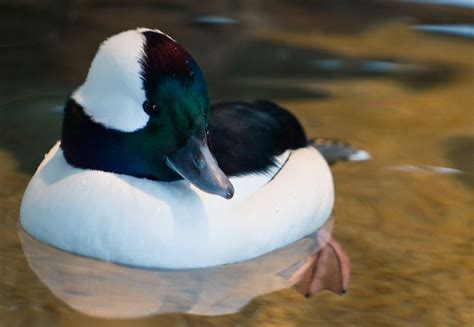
[311,59,344,70]
[361,61,415,74]
[19,220,349,318]
[401,0,474,38]
[313,58,429,76]
[387,165,463,174]
[400,0,474,9]
[224,41,450,89]
[414,24,474,38]
[209,80,331,101]
[193,16,239,25]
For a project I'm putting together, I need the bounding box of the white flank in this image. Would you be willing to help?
[20,143,334,269]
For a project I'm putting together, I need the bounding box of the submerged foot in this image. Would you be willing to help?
[278,234,351,297]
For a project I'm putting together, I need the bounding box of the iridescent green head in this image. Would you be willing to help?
[140,30,210,151]
[63,28,234,198]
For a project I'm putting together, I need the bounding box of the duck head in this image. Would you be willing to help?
[62,28,234,199]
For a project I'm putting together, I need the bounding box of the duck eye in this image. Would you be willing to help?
[143,100,159,115]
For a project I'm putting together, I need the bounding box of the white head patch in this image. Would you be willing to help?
[72,28,172,132]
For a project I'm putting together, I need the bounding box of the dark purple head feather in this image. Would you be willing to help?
[140,31,201,100]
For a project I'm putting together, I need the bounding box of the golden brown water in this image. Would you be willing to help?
[1,1,473,326]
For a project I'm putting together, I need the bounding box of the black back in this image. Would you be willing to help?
[208,100,308,177]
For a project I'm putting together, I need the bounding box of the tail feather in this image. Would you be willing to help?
[309,138,371,165]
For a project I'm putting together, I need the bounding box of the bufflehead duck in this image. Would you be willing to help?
[20,28,361,269]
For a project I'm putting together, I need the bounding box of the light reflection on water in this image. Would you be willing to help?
[414,24,474,38]
[400,0,474,9]
[0,0,473,326]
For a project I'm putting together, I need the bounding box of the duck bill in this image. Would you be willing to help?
[165,136,235,199]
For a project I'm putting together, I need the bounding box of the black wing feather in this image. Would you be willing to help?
[208,100,307,177]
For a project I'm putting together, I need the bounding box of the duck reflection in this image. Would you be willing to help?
[19,220,349,319]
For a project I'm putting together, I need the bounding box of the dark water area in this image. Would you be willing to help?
[0,0,473,326]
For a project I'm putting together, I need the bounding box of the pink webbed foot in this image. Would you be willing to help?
[279,236,351,297]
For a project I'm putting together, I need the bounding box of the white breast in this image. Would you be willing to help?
[20,143,334,268]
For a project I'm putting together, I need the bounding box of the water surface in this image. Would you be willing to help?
[0,1,473,326]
